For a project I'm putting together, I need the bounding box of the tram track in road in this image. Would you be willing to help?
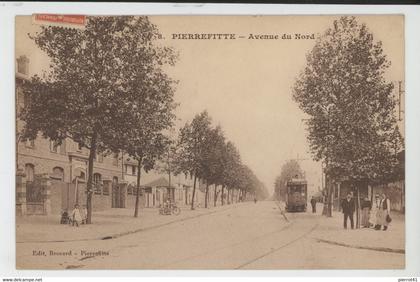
[234,222,319,269]
[159,207,320,270]
[158,219,296,269]
[62,202,316,270]
[59,203,257,269]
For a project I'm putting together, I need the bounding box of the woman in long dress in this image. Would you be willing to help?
[361,197,371,228]
[378,192,391,231]
[370,194,380,229]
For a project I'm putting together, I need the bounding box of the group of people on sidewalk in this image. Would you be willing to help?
[60,204,88,227]
[341,192,392,231]
[309,192,392,231]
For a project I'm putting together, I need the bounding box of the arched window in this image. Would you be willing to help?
[127,183,134,195]
[112,176,118,185]
[93,173,102,194]
[93,173,102,184]
[25,163,35,182]
[52,167,64,181]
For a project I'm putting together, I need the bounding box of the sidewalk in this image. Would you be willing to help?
[16,204,236,243]
[311,208,405,253]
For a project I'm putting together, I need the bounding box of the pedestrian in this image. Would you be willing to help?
[377,192,391,231]
[81,205,88,224]
[310,196,317,213]
[164,197,171,214]
[254,197,257,204]
[341,193,355,229]
[361,197,371,228]
[60,209,69,224]
[370,194,381,229]
[70,204,82,227]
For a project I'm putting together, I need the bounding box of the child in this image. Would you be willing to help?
[60,210,69,224]
[71,204,82,227]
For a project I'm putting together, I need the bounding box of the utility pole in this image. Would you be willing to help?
[167,147,173,202]
[295,153,309,178]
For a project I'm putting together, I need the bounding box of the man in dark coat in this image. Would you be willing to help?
[310,196,317,213]
[341,193,355,229]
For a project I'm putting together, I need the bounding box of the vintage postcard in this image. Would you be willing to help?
[15,14,405,270]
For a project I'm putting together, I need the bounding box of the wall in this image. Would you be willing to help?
[372,181,405,212]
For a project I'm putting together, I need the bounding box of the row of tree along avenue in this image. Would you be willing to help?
[19,16,268,224]
[292,17,404,218]
[176,111,269,210]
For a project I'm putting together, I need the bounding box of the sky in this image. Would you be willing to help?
[15,15,404,195]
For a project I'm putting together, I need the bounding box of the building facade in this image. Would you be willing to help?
[16,55,215,216]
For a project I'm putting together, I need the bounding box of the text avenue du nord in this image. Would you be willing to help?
[171,33,315,40]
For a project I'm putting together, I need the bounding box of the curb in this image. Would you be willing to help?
[16,204,237,244]
[103,204,235,240]
[315,238,405,254]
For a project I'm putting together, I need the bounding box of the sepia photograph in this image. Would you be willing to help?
[14,14,405,270]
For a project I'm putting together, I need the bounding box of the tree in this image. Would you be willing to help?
[109,22,177,217]
[274,160,304,201]
[154,131,179,203]
[176,111,212,210]
[220,141,241,205]
[293,16,403,217]
[201,125,226,208]
[20,16,176,223]
[233,164,268,202]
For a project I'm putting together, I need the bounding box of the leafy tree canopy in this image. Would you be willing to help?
[293,16,403,183]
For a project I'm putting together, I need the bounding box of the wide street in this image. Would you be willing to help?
[16,201,404,270]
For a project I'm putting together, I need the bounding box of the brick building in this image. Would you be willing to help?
[15,56,144,216]
[15,56,212,217]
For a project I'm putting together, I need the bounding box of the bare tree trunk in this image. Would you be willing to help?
[168,170,172,201]
[205,182,209,208]
[232,189,236,203]
[221,185,225,206]
[191,174,197,210]
[231,189,234,204]
[134,158,143,218]
[327,178,333,217]
[214,185,217,207]
[356,186,361,229]
[185,188,188,205]
[322,172,333,217]
[86,132,97,224]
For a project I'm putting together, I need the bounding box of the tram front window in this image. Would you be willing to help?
[289,186,303,193]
